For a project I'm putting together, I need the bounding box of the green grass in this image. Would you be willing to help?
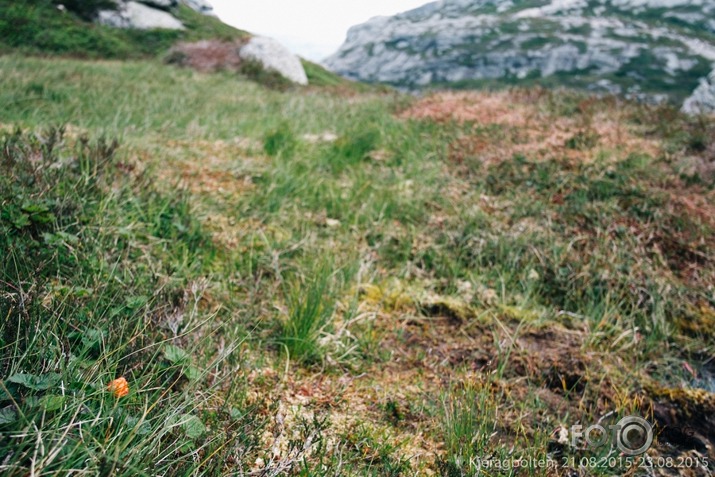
[439,382,498,475]
[301,60,390,93]
[302,60,345,88]
[0,126,255,474]
[0,1,248,59]
[277,263,337,365]
[0,1,353,92]
[0,54,714,475]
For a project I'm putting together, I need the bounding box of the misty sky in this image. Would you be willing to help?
[209,0,429,62]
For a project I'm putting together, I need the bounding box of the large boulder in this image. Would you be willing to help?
[683,69,715,115]
[239,37,308,85]
[98,1,184,29]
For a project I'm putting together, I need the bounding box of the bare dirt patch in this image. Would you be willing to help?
[153,138,262,195]
[643,384,715,464]
[147,138,266,248]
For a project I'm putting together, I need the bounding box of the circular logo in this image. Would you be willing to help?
[616,416,653,456]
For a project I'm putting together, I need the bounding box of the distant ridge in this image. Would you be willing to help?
[325,0,715,111]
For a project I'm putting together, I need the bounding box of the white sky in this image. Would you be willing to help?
[209,0,430,62]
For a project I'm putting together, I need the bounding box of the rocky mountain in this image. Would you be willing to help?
[684,68,715,113]
[324,0,715,112]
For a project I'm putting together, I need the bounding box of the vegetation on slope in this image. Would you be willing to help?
[0,126,243,475]
[0,0,248,58]
[0,0,354,92]
[0,55,714,475]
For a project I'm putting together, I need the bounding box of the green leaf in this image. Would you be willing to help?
[0,406,17,425]
[21,202,50,214]
[57,231,79,244]
[125,296,148,310]
[181,414,206,439]
[183,366,201,382]
[21,202,54,225]
[125,416,152,436]
[68,355,96,370]
[43,231,79,247]
[80,328,105,349]
[11,212,30,229]
[7,373,61,391]
[24,396,40,408]
[163,345,190,365]
[72,287,94,299]
[39,395,66,412]
[0,386,12,401]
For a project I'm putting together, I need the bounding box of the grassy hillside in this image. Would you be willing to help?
[0,0,356,90]
[0,0,248,58]
[0,55,714,476]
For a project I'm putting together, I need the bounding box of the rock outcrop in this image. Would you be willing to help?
[683,69,715,114]
[239,37,308,85]
[98,0,215,30]
[325,0,715,108]
[98,2,184,30]
[95,1,308,86]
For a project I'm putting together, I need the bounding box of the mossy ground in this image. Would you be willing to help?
[0,55,714,476]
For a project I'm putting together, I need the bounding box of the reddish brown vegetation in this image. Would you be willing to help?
[166,40,247,73]
[400,90,662,166]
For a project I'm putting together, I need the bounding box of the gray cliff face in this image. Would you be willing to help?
[324,0,715,109]
[682,68,715,114]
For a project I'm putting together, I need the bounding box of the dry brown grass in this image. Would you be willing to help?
[401,91,662,166]
[237,279,643,474]
[147,138,267,249]
[166,40,247,73]
[399,91,534,127]
[152,139,261,196]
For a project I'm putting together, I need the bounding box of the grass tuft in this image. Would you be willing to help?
[277,263,336,365]
[263,122,298,158]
